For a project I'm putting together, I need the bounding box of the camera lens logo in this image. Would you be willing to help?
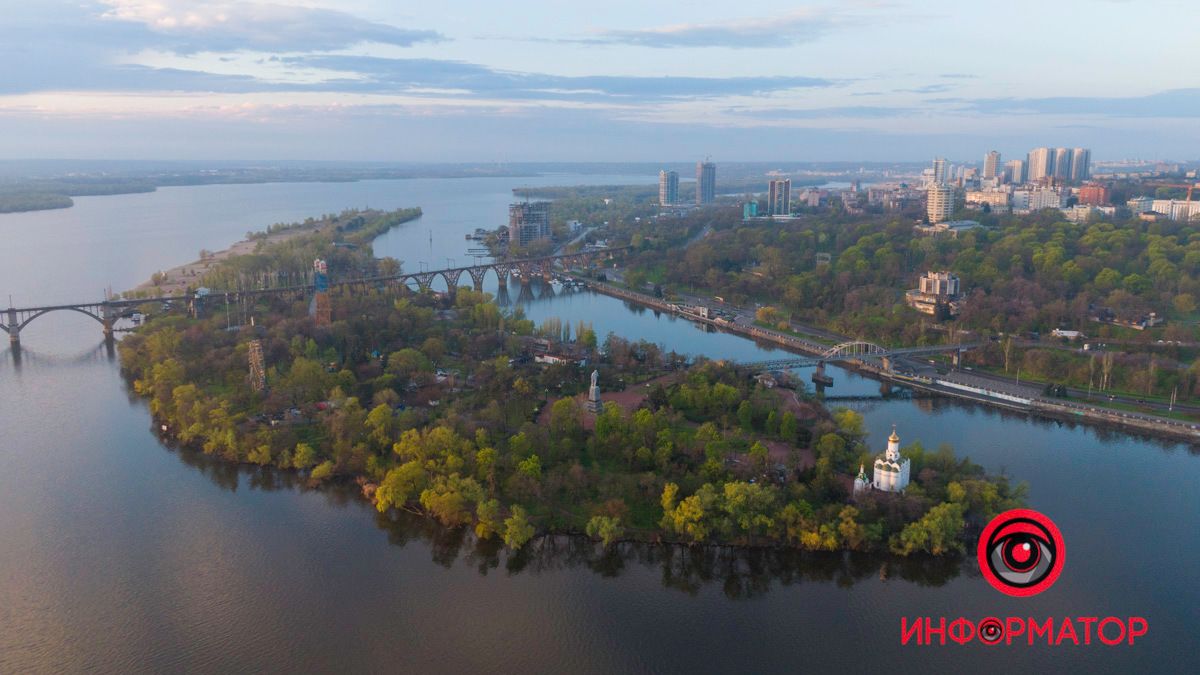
[977,509,1064,597]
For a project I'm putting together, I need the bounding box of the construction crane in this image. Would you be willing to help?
[1153,182,1199,201]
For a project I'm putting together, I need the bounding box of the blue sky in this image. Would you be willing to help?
[1,0,1197,162]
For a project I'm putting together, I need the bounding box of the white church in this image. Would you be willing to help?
[853,425,911,495]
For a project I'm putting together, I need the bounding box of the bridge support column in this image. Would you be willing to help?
[881,356,892,373]
[952,350,961,368]
[6,307,17,345]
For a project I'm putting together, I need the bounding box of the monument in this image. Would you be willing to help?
[586,369,602,413]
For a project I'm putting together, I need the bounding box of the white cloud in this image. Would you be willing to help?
[97,0,444,52]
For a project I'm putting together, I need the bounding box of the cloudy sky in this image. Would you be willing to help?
[2,0,1198,162]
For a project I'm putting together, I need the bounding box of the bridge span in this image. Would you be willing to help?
[2,247,627,345]
[735,340,987,374]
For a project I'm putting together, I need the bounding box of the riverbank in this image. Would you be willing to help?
[585,278,1200,443]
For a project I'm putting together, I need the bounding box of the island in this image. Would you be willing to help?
[119,207,1024,555]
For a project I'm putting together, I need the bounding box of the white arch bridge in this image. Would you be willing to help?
[735,340,985,374]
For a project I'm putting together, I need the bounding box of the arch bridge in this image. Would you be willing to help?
[735,340,985,374]
[3,246,629,345]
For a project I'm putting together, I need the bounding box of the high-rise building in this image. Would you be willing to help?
[696,161,716,205]
[1070,148,1091,181]
[927,183,954,223]
[508,201,552,248]
[932,157,948,184]
[1053,148,1073,180]
[767,178,791,216]
[983,151,1001,179]
[1027,147,1052,182]
[658,170,679,206]
[1005,159,1026,184]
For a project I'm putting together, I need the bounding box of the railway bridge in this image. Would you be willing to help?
[2,247,627,345]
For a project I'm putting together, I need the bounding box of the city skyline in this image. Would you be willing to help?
[2,0,1199,161]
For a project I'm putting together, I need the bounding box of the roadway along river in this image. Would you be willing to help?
[0,176,1196,673]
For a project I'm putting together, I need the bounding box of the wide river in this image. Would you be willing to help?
[0,176,1195,673]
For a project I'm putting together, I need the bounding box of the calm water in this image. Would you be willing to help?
[0,177,1196,673]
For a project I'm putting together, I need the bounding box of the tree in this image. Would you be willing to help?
[721,481,776,539]
[248,445,272,465]
[585,515,625,548]
[890,502,966,555]
[517,454,542,480]
[779,412,798,443]
[293,442,318,470]
[475,498,503,539]
[365,403,395,451]
[310,460,335,481]
[503,505,535,549]
[748,441,769,473]
[374,460,426,512]
[419,474,484,527]
[737,400,754,431]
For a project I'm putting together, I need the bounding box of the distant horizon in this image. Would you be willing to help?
[2,156,1195,169]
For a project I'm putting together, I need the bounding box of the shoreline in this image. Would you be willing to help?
[127,214,350,297]
[585,280,1200,444]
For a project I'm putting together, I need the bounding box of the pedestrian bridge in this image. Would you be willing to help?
[736,340,984,373]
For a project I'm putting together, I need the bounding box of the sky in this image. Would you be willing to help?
[1,0,1198,163]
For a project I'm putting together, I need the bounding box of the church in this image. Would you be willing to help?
[853,426,911,495]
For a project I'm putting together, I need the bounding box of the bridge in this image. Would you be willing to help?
[736,340,986,374]
[2,247,627,345]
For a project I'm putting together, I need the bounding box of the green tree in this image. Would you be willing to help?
[585,515,625,548]
[518,454,542,480]
[890,502,966,556]
[748,441,769,473]
[503,505,536,549]
[293,442,318,470]
[374,460,427,512]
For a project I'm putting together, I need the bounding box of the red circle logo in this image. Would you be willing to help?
[977,508,1065,597]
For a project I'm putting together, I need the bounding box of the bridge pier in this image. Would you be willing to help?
[6,307,17,345]
[952,350,962,368]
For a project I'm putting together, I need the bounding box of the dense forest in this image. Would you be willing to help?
[118,210,1022,555]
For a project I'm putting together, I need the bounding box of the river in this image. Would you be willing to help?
[0,175,1196,673]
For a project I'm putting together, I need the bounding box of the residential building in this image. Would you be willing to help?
[696,161,716,205]
[932,157,947,184]
[926,183,954,223]
[1027,147,1052,182]
[1077,183,1110,205]
[1015,186,1067,212]
[1062,205,1115,223]
[964,189,1011,212]
[1053,147,1073,179]
[1071,148,1091,181]
[767,178,791,216]
[658,170,678,206]
[742,201,758,219]
[1005,159,1026,185]
[983,151,1001,179]
[508,201,552,248]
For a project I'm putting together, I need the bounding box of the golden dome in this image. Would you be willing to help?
[888,425,900,443]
